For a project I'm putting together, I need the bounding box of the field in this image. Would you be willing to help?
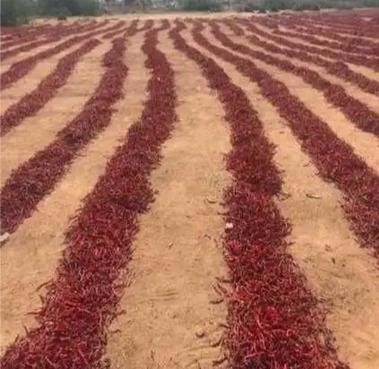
[0,9,379,369]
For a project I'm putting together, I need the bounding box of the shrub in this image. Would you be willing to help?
[291,0,320,11]
[240,2,264,12]
[1,0,32,26]
[182,0,222,11]
[261,0,290,11]
[37,0,100,16]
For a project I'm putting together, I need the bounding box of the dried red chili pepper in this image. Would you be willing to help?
[189,20,379,261]
[0,21,129,91]
[252,16,378,56]
[265,17,379,54]
[1,20,102,49]
[0,21,111,60]
[1,21,179,369]
[208,20,379,136]
[0,39,100,136]
[290,12,379,38]
[224,18,379,97]
[0,30,131,234]
[247,16,379,71]
[170,20,349,369]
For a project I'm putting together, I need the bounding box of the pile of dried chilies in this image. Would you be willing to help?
[1,21,178,369]
[254,17,378,55]
[0,39,100,136]
[1,20,101,50]
[250,16,379,71]
[226,18,379,97]
[209,21,379,136]
[189,21,379,261]
[0,20,109,60]
[0,32,129,234]
[170,20,348,369]
[0,21,128,91]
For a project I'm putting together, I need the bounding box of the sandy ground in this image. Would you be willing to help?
[106,30,230,369]
[0,44,84,114]
[1,13,379,369]
[202,26,379,173]
[253,22,379,82]
[221,23,379,115]
[0,30,148,352]
[1,41,110,186]
[184,27,379,369]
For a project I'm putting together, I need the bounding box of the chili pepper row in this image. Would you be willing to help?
[0,21,130,91]
[292,13,379,38]
[0,20,152,138]
[0,23,134,235]
[281,12,379,36]
[255,15,378,56]
[1,21,83,40]
[273,17,379,52]
[0,39,100,136]
[234,18,379,97]
[248,16,379,72]
[0,20,86,48]
[0,21,121,61]
[208,21,379,137]
[170,20,348,369]
[273,26,377,57]
[1,21,177,369]
[189,21,379,261]
[102,19,155,41]
[103,20,137,39]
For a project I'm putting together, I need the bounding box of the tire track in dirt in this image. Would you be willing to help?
[0,31,149,353]
[0,41,110,186]
[218,23,379,114]
[183,28,379,369]
[201,27,379,173]
[106,28,229,369]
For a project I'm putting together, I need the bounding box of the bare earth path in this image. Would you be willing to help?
[0,41,109,186]
[184,29,379,369]
[1,13,379,369]
[106,30,230,369]
[218,23,379,115]
[0,31,148,352]
[202,28,379,173]
[251,22,379,81]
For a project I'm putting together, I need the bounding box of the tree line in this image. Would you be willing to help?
[1,0,100,26]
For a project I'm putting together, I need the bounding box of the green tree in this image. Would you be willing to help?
[1,0,32,26]
[37,0,99,16]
